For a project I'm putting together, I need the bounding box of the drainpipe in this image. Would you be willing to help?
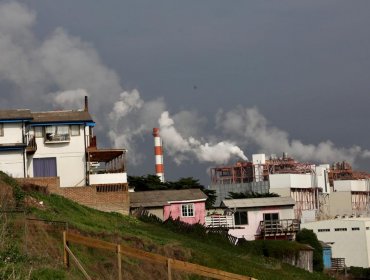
[22,121,26,178]
[84,123,88,186]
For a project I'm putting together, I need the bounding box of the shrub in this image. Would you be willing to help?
[296,229,323,272]
[348,266,370,279]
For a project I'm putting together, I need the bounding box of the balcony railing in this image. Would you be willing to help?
[256,219,300,239]
[205,215,235,228]
[25,135,37,154]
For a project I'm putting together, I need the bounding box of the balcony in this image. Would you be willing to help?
[256,219,300,240]
[205,215,235,228]
[25,135,37,154]
[87,148,127,186]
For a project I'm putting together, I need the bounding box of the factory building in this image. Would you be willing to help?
[302,218,370,268]
[208,153,370,221]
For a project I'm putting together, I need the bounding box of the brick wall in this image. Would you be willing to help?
[17,178,129,215]
[17,177,61,193]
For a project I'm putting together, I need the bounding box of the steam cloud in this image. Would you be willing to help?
[159,111,248,164]
[1,1,369,173]
[216,107,370,164]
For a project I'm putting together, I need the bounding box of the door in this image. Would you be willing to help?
[33,157,57,177]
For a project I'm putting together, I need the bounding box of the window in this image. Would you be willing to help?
[181,204,194,217]
[71,125,80,136]
[352,227,360,231]
[0,123,3,136]
[334,228,347,232]
[234,211,248,225]
[45,125,70,142]
[263,213,279,222]
[318,229,330,232]
[34,127,43,138]
[367,227,370,231]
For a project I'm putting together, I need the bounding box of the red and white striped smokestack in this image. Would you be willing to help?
[153,128,165,182]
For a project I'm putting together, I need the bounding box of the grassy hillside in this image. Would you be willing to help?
[0,172,334,280]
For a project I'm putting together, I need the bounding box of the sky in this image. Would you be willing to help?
[1,0,370,185]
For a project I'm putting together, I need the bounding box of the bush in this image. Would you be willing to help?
[296,229,323,272]
[349,266,370,279]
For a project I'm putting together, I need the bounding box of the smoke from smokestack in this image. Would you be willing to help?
[216,106,370,164]
[158,111,248,165]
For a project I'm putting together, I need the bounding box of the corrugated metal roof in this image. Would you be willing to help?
[130,189,208,208]
[221,196,295,208]
[31,110,93,123]
[0,109,32,121]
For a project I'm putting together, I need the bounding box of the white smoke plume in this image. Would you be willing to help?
[52,89,89,109]
[159,111,248,165]
[0,2,146,164]
[109,90,143,121]
[216,106,370,164]
[2,2,370,172]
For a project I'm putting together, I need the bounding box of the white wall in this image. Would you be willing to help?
[329,192,353,216]
[29,125,87,187]
[0,123,24,144]
[270,174,312,189]
[58,154,86,187]
[315,165,330,193]
[334,180,369,192]
[302,219,370,267]
[90,173,127,185]
[0,151,24,178]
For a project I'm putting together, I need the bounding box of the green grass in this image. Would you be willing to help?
[0,171,334,279]
[27,192,333,280]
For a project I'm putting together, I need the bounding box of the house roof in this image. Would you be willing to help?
[130,189,208,208]
[0,109,32,121]
[30,110,93,124]
[88,149,126,162]
[221,196,295,209]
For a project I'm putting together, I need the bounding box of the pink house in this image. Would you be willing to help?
[130,189,207,225]
[210,197,299,240]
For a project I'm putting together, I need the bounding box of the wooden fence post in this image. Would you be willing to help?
[167,258,172,280]
[117,244,123,280]
[63,231,70,268]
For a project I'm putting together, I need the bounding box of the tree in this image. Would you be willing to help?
[227,191,279,199]
[127,175,166,191]
[296,228,323,272]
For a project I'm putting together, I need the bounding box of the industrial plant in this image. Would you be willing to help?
[205,151,370,269]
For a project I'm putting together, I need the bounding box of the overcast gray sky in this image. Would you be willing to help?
[1,0,370,185]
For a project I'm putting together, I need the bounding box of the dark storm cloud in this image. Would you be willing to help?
[3,0,370,183]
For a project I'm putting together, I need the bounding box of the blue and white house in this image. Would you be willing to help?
[0,97,127,188]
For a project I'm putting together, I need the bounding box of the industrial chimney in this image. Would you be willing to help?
[84,96,89,112]
[153,128,165,182]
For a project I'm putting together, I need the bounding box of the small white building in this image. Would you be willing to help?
[0,97,127,188]
[302,218,370,268]
[207,197,298,240]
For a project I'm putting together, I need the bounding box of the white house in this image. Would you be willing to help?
[206,196,299,241]
[302,218,370,268]
[0,97,127,188]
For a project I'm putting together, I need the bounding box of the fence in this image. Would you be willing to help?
[63,231,256,280]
